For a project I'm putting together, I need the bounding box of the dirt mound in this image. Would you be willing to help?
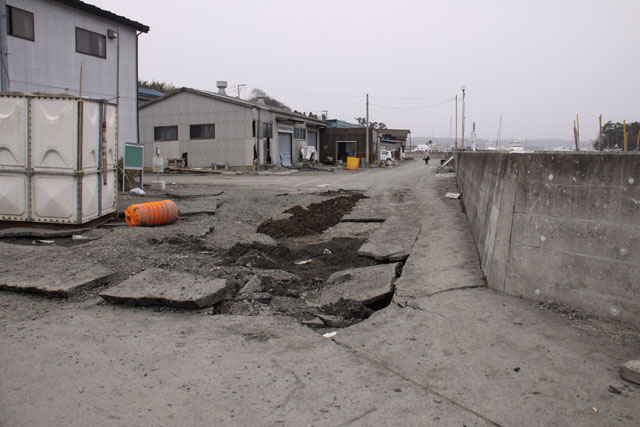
[223,237,377,281]
[257,194,365,238]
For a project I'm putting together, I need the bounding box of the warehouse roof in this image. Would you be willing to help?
[52,0,150,32]
[139,87,328,127]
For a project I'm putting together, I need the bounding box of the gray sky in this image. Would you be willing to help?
[93,0,639,141]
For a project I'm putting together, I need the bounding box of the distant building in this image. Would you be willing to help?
[319,122,411,165]
[326,119,362,129]
[138,87,165,106]
[138,85,327,169]
[1,0,149,153]
[320,120,379,165]
[379,129,410,151]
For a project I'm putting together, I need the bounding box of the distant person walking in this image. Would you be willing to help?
[423,153,430,165]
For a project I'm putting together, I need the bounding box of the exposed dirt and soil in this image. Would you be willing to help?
[223,237,377,281]
[257,193,365,238]
[1,187,393,329]
[210,200,393,325]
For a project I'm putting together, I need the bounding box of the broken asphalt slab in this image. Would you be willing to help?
[314,263,401,306]
[358,216,421,261]
[100,268,228,308]
[621,359,640,385]
[394,175,484,298]
[0,228,90,239]
[0,246,115,297]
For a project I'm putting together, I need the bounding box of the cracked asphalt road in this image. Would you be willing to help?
[1,159,639,426]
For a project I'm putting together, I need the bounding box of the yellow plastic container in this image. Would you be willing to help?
[346,156,360,170]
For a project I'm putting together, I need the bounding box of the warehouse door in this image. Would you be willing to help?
[278,133,292,166]
[307,131,317,149]
[337,141,356,163]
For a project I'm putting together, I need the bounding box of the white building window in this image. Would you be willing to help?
[76,27,106,58]
[6,5,34,41]
[190,124,215,140]
[154,126,178,141]
[294,128,306,139]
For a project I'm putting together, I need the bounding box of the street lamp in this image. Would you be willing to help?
[461,86,466,150]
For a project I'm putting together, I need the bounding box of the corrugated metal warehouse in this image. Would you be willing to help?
[1,0,149,153]
[139,86,327,169]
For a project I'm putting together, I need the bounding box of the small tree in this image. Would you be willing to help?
[247,89,292,111]
[597,121,640,151]
[354,117,387,129]
[138,79,177,94]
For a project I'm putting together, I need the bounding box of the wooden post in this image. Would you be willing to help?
[79,63,83,98]
[624,120,628,151]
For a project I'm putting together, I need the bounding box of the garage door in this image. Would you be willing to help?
[278,133,292,166]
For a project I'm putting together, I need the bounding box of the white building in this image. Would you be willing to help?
[139,86,327,169]
[0,0,149,154]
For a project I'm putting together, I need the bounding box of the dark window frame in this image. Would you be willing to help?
[262,122,273,138]
[75,27,106,59]
[293,128,306,140]
[154,126,178,141]
[190,123,215,140]
[6,5,35,41]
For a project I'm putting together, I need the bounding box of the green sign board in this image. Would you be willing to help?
[124,144,144,170]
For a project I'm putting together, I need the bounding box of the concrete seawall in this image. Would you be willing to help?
[456,152,640,326]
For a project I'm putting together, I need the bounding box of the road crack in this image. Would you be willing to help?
[332,339,503,427]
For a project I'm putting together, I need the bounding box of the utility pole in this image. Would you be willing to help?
[575,114,580,151]
[454,95,458,152]
[599,115,603,151]
[0,0,9,92]
[461,87,466,150]
[237,84,246,99]
[472,122,476,151]
[624,120,628,151]
[496,114,502,150]
[365,94,369,168]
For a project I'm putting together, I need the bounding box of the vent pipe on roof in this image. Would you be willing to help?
[256,90,266,105]
[216,81,227,95]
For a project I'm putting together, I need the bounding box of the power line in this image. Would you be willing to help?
[369,97,456,110]
[244,83,459,102]
[244,84,363,99]
[371,95,454,101]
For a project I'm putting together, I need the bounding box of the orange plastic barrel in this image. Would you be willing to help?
[125,200,179,227]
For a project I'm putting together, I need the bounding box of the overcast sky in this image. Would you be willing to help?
[93,0,639,141]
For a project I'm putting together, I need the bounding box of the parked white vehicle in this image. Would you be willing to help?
[380,150,393,161]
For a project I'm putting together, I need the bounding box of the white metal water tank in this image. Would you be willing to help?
[0,94,117,224]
